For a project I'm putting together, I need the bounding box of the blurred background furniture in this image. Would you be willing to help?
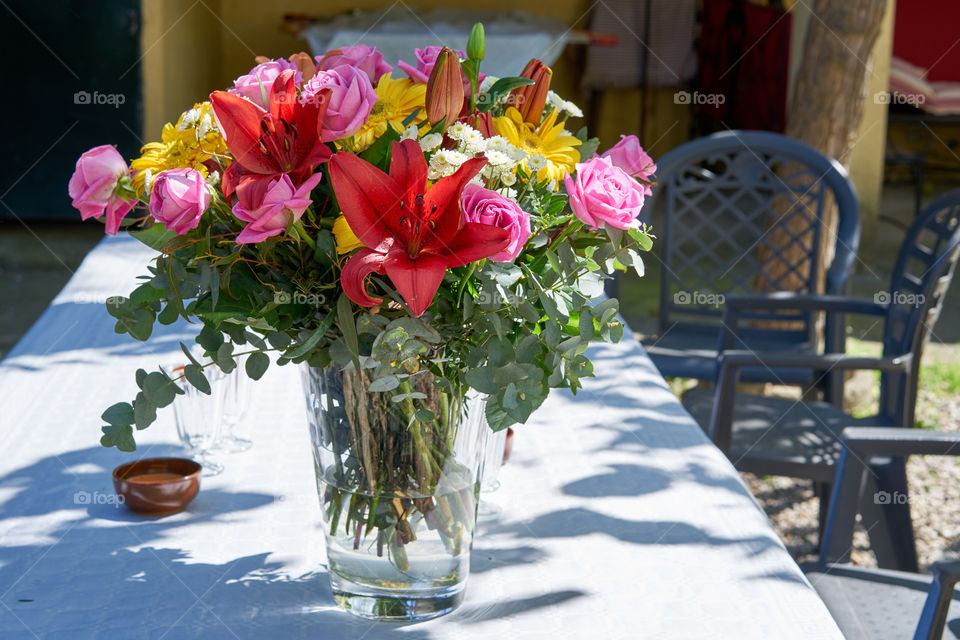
[638,130,859,401]
[683,189,960,571]
[805,426,960,639]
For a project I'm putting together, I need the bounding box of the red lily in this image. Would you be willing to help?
[209,69,332,200]
[329,139,510,317]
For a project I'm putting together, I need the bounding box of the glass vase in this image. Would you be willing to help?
[301,365,487,621]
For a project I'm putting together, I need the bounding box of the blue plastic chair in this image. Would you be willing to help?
[683,189,960,571]
[639,130,860,399]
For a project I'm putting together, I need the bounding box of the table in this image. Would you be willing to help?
[0,234,843,639]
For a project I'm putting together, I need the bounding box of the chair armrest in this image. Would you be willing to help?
[707,353,913,456]
[724,292,889,317]
[821,428,960,567]
[842,427,960,458]
[717,351,913,374]
[914,556,960,640]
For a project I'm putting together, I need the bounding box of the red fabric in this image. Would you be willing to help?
[893,0,960,82]
[696,0,791,132]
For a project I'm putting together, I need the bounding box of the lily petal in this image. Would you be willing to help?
[209,91,276,174]
[388,139,428,204]
[382,248,448,317]
[422,156,487,249]
[341,248,387,308]
[328,151,405,248]
[442,221,511,268]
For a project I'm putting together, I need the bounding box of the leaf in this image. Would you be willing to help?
[133,392,156,430]
[180,342,201,367]
[464,366,498,394]
[210,265,220,311]
[478,76,535,112]
[131,225,176,251]
[503,382,518,409]
[484,398,518,432]
[267,331,291,349]
[578,136,600,160]
[184,364,211,394]
[142,371,179,407]
[216,342,236,373]
[368,375,400,392]
[386,317,442,344]
[101,424,136,451]
[101,402,135,427]
[245,352,270,380]
[285,309,335,359]
[197,324,223,352]
[415,409,436,422]
[337,293,362,373]
[390,391,427,403]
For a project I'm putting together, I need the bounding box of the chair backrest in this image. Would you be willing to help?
[646,130,859,339]
[880,190,960,425]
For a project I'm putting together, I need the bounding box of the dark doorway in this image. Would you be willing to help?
[0,1,143,221]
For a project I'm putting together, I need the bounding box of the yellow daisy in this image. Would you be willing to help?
[347,73,426,152]
[493,107,581,187]
[130,102,229,194]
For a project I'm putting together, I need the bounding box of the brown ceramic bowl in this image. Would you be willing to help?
[113,458,202,516]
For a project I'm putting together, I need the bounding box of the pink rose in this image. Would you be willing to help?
[602,135,656,194]
[397,46,483,94]
[460,184,531,262]
[564,155,646,231]
[320,44,392,83]
[300,66,377,142]
[232,173,322,243]
[68,145,135,235]
[229,59,302,106]
[148,169,211,235]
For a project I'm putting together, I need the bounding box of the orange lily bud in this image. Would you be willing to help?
[287,52,317,81]
[459,110,495,137]
[511,58,552,125]
[425,47,465,127]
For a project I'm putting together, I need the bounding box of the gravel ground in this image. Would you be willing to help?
[745,386,960,570]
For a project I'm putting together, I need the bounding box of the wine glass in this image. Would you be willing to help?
[170,364,225,476]
[477,427,507,522]
[214,354,253,453]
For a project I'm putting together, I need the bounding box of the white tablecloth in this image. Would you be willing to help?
[0,234,842,639]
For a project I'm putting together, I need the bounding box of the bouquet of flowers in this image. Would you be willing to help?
[68,24,654,587]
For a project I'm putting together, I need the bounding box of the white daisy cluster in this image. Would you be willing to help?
[546,91,583,119]
[425,123,529,184]
[178,106,216,139]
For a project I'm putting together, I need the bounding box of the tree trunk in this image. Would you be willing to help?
[757,0,888,297]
